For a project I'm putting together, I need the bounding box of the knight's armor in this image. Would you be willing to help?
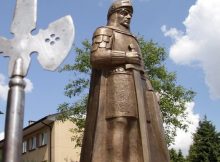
[80,1,170,162]
[91,26,144,119]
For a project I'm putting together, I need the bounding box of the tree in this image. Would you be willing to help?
[57,38,195,147]
[187,116,220,162]
[170,148,179,162]
[170,149,187,162]
[177,150,187,162]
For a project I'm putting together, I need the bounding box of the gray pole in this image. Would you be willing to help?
[0,1,74,161]
[3,58,26,162]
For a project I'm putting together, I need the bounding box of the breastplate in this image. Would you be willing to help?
[112,29,144,73]
[112,30,141,54]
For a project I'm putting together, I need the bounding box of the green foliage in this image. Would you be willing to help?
[170,148,179,162]
[170,149,187,162]
[57,40,91,147]
[57,38,195,147]
[187,116,220,162]
[139,38,195,144]
[57,96,87,147]
[177,150,187,162]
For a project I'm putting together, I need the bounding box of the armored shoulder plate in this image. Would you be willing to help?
[91,27,114,52]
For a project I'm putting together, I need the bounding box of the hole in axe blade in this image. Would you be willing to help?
[55,37,60,41]
[45,38,50,42]
[50,34,55,38]
[50,41,55,45]
[30,51,38,57]
[31,28,39,36]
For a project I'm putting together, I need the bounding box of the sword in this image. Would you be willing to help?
[0,0,75,162]
[126,44,151,162]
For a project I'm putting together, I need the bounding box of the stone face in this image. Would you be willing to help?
[80,1,170,162]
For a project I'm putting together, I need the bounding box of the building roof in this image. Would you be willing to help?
[0,113,59,147]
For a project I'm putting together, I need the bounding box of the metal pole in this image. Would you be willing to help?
[3,58,26,162]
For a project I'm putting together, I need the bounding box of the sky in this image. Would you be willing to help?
[0,0,220,155]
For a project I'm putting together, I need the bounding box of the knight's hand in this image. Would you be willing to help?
[125,51,141,65]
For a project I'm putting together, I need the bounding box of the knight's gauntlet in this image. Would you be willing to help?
[111,50,126,64]
[111,51,141,65]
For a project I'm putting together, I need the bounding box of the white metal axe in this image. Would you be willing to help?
[0,1,75,162]
[0,0,75,77]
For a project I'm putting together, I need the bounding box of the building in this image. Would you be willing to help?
[0,113,80,162]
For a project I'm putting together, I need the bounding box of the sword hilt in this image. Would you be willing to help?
[128,43,136,52]
[127,44,145,72]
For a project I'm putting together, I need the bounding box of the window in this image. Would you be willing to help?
[29,136,36,150]
[22,141,27,153]
[39,132,48,146]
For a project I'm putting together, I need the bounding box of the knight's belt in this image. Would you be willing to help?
[107,65,146,79]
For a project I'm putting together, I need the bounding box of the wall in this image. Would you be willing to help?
[21,127,50,162]
[52,120,80,162]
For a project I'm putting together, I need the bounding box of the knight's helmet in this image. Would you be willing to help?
[107,0,133,19]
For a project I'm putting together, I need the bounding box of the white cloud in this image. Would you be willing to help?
[162,0,220,99]
[24,78,34,93]
[0,74,8,100]
[0,132,4,141]
[170,102,200,156]
[0,73,33,101]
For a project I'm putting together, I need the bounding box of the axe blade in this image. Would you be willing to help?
[11,0,37,35]
[0,36,10,55]
[34,15,75,71]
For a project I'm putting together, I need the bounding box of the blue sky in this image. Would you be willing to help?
[0,0,220,154]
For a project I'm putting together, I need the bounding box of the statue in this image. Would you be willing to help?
[80,0,170,162]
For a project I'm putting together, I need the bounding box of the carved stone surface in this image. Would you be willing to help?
[80,0,170,162]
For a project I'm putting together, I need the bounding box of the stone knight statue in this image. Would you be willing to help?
[80,0,170,162]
